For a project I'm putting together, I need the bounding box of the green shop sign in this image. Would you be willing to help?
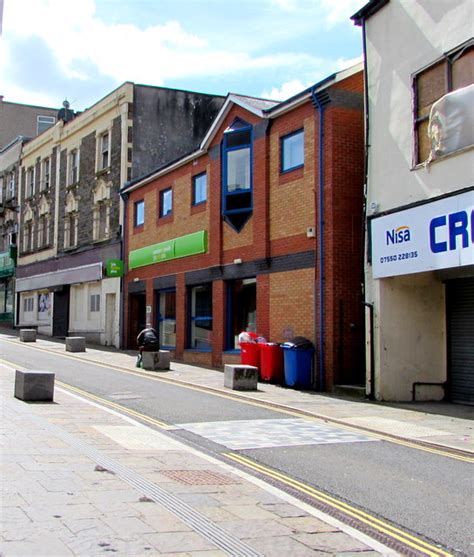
[129,231,207,270]
[105,259,124,277]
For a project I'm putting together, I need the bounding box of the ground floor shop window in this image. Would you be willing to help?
[227,278,256,349]
[38,292,51,321]
[0,279,13,316]
[189,284,212,350]
[158,289,176,348]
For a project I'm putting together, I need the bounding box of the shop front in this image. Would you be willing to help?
[369,188,474,404]
[0,249,15,325]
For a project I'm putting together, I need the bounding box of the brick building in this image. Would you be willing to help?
[122,64,365,391]
[15,83,224,346]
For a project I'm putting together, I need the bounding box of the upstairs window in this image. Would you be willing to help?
[27,167,34,198]
[222,119,253,232]
[414,41,473,163]
[99,131,110,170]
[68,149,79,185]
[281,129,304,172]
[41,158,50,191]
[192,173,207,205]
[160,188,172,218]
[37,115,55,135]
[134,200,144,227]
[7,172,15,199]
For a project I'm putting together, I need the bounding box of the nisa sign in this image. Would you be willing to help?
[371,190,474,279]
[105,259,124,277]
[430,209,473,253]
[386,225,411,245]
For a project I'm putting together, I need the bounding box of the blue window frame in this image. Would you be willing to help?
[134,200,144,226]
[189,284,212,350]
[157,289,176,348]
[281,129,304,172]
[192,173,207,205]
[160,188,172,217]
[222,119,253,232]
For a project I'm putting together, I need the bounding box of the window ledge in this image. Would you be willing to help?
[412,143,474,171]
[184,348,212,353]
[95,167,111,178]
[281,163,304,175]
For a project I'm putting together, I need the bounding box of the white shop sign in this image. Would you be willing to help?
[371,190,474,279]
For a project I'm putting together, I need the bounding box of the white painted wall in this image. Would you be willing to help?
[69,278,120,347]
[364,0,473,400]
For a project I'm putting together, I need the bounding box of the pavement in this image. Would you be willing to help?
[1,331,473,556]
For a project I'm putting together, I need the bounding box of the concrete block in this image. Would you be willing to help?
[19,329,37,342]
[65,337,86,352]
[142,350,170,371]
[224,364,258,391]
[14,370,55,402]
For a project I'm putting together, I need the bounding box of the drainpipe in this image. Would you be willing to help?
[119,189,128,349]
[360,18,375,401]
[363,301,375,400]
[311,88,330,392]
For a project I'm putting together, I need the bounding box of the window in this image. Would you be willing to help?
[227,278,257,349]
[223,119,253,232]
[160,188,172,217]
[414,41,473,163]
[37,216,50,248]
[189,284,212,350]
[23,297,34,313]
[64,214,78,248]
[90,294,101,312]
[158,289,176,348]
[93,202,109,241]
[0,177,3,204]
[134,200,144,227]
[27,167,34,198]
[41,158,50,190]
[7,172,15,199]
[37,115,55,135]
[68,149,79,185]
[22,221,33,253]
[192,173,207,205]
[281,129,304,172]
[99,131,110,170]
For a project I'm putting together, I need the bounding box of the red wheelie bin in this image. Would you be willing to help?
[240,342,261,369]
[259,343,284,383]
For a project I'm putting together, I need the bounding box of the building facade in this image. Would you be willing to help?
[0,96,58,149]
[123,65,365,391]
[353,0,473,403]
[15,83,224,346]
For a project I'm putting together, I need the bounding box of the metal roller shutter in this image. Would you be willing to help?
[447,277,474,405]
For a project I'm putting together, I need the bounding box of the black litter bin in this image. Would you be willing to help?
[281,337,315,389]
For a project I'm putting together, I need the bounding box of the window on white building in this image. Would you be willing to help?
[68,149,79,185]
[41,158,50,191]
[27,167,35,198]
[98,131,110,170]
[90,293,101,312]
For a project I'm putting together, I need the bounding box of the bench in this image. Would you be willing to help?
[14,370,55,402]
[20,329,37,343]
[65,337,86,352]
[141,350,170,371]
[224,364,258,391]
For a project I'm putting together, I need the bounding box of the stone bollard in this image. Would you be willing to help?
[224,364,258,391]
[65,337,86,352]
[141,351,170,371]
[20,329,37,343]
[14,370,55,402]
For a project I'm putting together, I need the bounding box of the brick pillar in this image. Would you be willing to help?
[145,280,154,327]
[175,273,186,359]
[212,279,225,368]
[257,274,270,341]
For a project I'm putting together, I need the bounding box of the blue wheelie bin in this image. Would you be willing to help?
[281,337,315,389]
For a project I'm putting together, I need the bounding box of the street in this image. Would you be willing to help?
[1,336,473,556]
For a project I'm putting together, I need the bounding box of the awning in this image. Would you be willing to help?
[15,263,103,292]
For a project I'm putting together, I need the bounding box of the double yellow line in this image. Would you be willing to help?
[0,355,456,556]
[224,452,453,557]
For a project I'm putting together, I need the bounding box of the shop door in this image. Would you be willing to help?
[52,286,70,338]
[447,277,474,405]
[105,293,116,347]
[128,293,146,349]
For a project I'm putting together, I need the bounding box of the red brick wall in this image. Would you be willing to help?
[123,73,364,388]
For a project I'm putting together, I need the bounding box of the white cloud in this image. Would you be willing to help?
[268,0,363,26]
[261,79,309,101]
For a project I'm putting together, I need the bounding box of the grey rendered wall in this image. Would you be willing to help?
[131,86,225,179]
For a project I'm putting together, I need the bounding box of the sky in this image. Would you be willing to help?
[0,0,365,112]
